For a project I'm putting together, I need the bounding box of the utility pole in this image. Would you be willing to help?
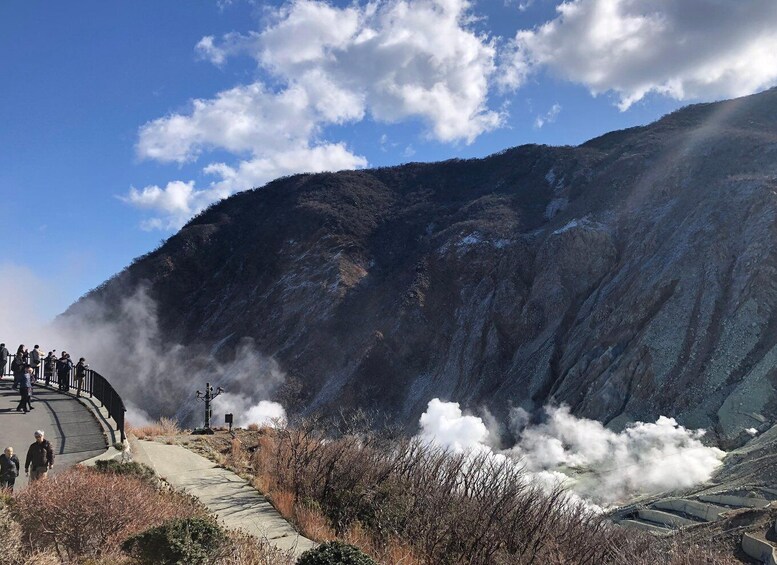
[194,382,223,434]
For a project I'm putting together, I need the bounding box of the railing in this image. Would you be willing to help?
[1,355,126,442]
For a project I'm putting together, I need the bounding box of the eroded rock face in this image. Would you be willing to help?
[69,88,777,442]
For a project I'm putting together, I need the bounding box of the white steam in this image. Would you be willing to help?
[213,393,286,428]
[0,263,287,428]
[418,399,726,505]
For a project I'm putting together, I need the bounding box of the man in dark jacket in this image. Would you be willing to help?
[25,430,54,481]
[29,345,42,381]
[74,357,88,397]
[44,351,56,386]
[57,352,73,392]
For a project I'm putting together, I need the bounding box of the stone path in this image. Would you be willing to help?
[0,377,107,489]
[134,439,316,557]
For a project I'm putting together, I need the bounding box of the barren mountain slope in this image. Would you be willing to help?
[69,88,777,443]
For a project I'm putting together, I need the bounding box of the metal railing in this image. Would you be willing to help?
[1,355,126,442]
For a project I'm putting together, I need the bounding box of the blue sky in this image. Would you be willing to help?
[3,0,776,314]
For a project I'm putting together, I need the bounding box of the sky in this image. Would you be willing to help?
[3,0,777,315]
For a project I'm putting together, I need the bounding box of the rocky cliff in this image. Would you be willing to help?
[70,88,777,444]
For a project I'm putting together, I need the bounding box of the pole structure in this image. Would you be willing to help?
[195,382,223,434]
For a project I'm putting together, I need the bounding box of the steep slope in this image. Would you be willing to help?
[69,88,777,442]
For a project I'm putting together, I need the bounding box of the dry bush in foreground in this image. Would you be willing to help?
[13,466,204,561]
[127,416,182,439]
[215,530,296,565]
[251,420,738,565]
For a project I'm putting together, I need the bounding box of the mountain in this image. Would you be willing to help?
[69,88,777,445]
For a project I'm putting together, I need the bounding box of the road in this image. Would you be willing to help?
[0,377,106,489]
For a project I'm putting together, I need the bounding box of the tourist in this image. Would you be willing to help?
[44,350,56,386]
[0,343,8,376]
[29,345,42,381]
[57,352,73,392]
[75,357,88,397]
[11,345,26,390]
[0,447,20,492]
[16,365,33,413]
[25,430,54,482]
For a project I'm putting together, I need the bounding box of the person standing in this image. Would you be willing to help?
[16,366,33,413]
[56,352,73,392]
[43,351,56,386]
[74,357,88,397]
[0,447,20,491]
[11,345,26,390]
[0,343,8,376]
[29,345,42,381]
[25,430,54,482]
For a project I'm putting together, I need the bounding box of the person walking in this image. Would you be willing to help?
[25,430,54,482]
[74,357,88,397]
[16,366,33,413]
[56,352,73,392]
[0,343,8,376]
[0,447,20,492]
[29,345,42,381]
[44,351,56,386]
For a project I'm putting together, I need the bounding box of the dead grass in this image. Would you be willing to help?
[176,425,741,565]
[127,417,182,439]
[216,530,296,565]
[12,466,205,561]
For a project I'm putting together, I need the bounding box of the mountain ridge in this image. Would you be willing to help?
[69,87,777,445]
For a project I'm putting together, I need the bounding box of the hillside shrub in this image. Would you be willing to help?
[121,516,227,565]
[12,467,204,560]
[128,417,181,439]
[253,420,741,565]
[218,530,296,565]
[296,541,376,565]
[94,459,156,484]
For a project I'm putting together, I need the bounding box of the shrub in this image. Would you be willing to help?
[128,417,181,439]
[121,517,227,565]
[94,459,156,484]
[217,530,296,565]
[12,467,204,560]
[296,541,377,565]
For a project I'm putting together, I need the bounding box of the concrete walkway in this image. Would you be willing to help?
[135,440,316,557]
[0,378,107,489]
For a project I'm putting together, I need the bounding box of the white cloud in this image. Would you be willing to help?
[533,102,561,128]
[129,0,504,229]
[507,0,777,109]
[128,143,366,229]
[219,0,503,142]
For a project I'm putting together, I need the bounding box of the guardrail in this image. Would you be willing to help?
[1,356,126,442]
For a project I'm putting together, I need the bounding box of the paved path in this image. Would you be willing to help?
[135,440,316,557]
[0,377,107,489]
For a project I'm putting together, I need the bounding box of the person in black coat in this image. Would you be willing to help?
[25,430,54,482]
[74,357,88,397]
[0,343,8,376]
[43,351,56,386]
[57,352,73,392]
[11,345,26,390]
[0,447,20,491]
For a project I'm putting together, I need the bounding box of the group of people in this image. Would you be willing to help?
[0,344,89,414]
[0,430,55,491]
[0,344,76,491]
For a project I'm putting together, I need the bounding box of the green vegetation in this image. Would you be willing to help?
[122,517,227,565]
[94,459,156,484]
[297,541,377,565]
